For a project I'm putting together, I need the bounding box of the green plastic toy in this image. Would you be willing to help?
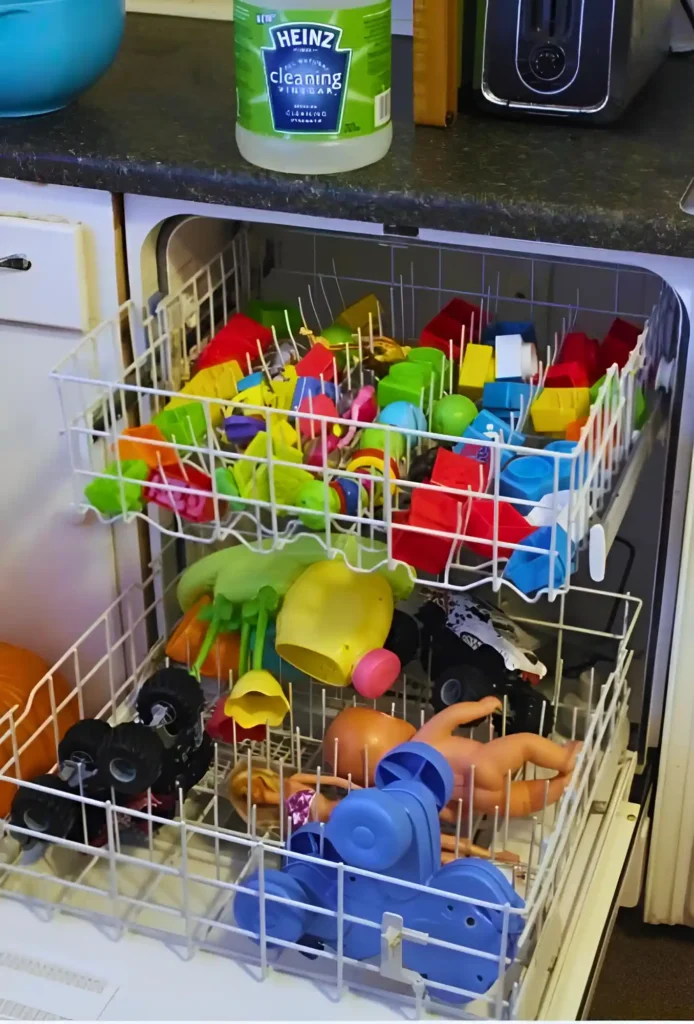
[153,401,207,447]
[297,479,341,530]
[84,460,149,516]
[244,300,303,339]
[360,427,406,461]
[432,394,478,437]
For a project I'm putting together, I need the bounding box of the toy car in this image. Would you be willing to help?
[9,668,212,853]
[385,594,554,736]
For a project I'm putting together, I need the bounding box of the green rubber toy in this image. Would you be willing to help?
[432,394,478,437]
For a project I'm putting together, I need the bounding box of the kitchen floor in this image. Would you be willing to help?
[589,906,694,1019]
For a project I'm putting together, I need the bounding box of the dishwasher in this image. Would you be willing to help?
[1,202,690,1021]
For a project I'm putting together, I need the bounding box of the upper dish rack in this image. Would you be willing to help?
[51,225,667,602]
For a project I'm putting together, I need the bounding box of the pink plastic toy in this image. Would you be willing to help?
[338,385,378,448]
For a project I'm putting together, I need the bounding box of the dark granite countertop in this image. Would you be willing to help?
[2,13,694,257]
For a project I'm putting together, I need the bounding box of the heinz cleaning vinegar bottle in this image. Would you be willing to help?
[234,0,392,173]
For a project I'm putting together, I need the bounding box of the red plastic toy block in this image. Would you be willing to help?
[297,393,339,438]
[463,498,534,559]
[197,314,273,372]
[295,343,335,381]
[144,463,224,523]
[560,332,600,385]
[391,490,462,574]
[421,298,487,358]
[430,447,489,496]
[598,318,641,376]
[544,361,590,389]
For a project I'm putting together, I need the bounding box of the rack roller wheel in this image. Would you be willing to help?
[10,775,77,843]
[97,722,163,795]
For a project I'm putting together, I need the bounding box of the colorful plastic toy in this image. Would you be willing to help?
[275,560,401,697]
[223,414,265,445]
[542,439,584,490]
[483,320,536,344]
[168,362,244,424]
[303,433,341,467]
[499,455,555,504]
[196,313,272,371]
[377,400,427,434]
[295,343,336,381]
[482,381,531,415]
[166,595,241,678]
[494,333,524,380]
[392,488,461,574]
[560,332,600,385]
[296,392,340,439]
[296,479,341,530]
[469,409,526,447]
[503,524,573,594]
[377,361,430,410]
[360,426,406,460]
[407,346,448,391]
[235,741,524,1004]
[463,498,534,559]
[338,384,378,447]
[458,344,494,400]
[431,393,477,437]
[598,317,640,376]
[154,401,208,447]
[415,701,580,817]
[322,322,353,348]
[119,424,179,469]
[421,298,485,358]
[430,447,488,496]
[84,459,150,516]
[335,294,381,332]
[530,387,590,434]
[244,300,303,338]
[144,463,222,523]
[544,362,590,389]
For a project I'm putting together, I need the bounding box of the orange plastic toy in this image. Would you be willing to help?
[0,643,79,816]
[165,596,240,679]
[415,698,581,819]
[323,706,415,786]
[118,425,180,469]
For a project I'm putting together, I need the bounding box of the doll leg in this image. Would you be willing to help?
[479,734,581,778]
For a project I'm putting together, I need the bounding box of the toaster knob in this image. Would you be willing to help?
[529,44,566,82]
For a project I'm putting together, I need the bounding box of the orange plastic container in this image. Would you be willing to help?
[0,643,79,816]
[165,597,241,679]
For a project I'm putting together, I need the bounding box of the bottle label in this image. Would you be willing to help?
[235,1,391,141]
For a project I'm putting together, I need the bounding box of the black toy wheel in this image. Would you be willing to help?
[501,683,554,737]
[97,722,163,794]
[431,665,497,715]
[155,733,213,796]
[384,610,420,667]
[10,775,77,843]
[58,719,111,780]
[137,668,204,737]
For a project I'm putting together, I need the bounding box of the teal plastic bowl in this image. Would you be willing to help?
[0,0,125,117]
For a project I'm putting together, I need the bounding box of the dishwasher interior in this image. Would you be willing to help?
[0,219,686,1019]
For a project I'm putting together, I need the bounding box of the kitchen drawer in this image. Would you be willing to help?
[0,217,89,330]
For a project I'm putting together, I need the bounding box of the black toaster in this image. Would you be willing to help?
[473,0,674,123]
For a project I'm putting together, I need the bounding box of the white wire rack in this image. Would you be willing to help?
[0,551,641,1020]
[51,226,665,602]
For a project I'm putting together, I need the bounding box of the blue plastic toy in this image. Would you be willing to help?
[377,401,428,434]
[483,321,536,344]
[503,524,573,594]
[500,456,555,504]
[237,371,265,393]
[542,440,586,492]
[291,376,338,409]
[469,410,526,448]
[234,742,524,1004]
[482,382,532,415]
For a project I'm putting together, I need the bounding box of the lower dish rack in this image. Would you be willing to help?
[0,553,641,1020]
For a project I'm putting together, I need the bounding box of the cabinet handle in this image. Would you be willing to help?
[0,254,31,271]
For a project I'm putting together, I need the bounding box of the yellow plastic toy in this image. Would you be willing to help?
[224,669,290,729]
[459,344,495,400]
[336,294,381,332]
[275,560,397,691]
[167,361,243,425]
[269,365,298,411]
[232,429,304,501]
[531,387,591,434]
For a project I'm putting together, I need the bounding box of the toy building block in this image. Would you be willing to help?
[565,417,588,441]
[494,334,524,380]
[454,431,513,471]
[544,362,589,389]
[196,313,273,371]
[223,415,265,445]
[442,297,486,336]
[237,371,265,393]
[407,346,447,392]
[462,498,534,559]
[378,362,429,410]
[119,424,179,469]
[482,381,532,414]
[459,344,494,400]
[295,342,336,381]
[297,393,339,439]
[84,459,150,516]
[270,366,298,411]
[543,440,584,491]
[560,332,600,384]
[292,375,338,410]
[530,387,590,434]
[392,489,461,574]
[420,312,463,356]
[154,401,207,447]
[244,300,303,339]
[167,362,244,425]
[483,320,536,344]
[503,525,572,595]
[500,456,555,504]
[431,447,488,496]
[336,294,381,332]
[469,410,526,447]
[598,317,641,376]
[145,463,222,523]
